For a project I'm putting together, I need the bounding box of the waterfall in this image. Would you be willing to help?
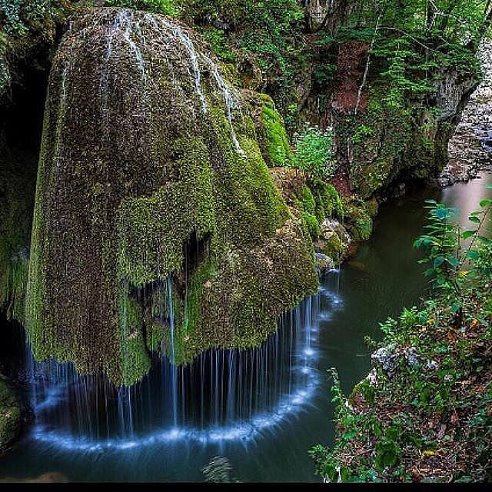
[203,54,245,155]
[24,272,342,450]
[166,276,178,428]
[143,11,244,154]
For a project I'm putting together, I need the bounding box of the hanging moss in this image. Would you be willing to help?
[303,212,321,240]
[118,292,151,387]
[309,179,343,221]
[258,93,293,167]
[0,141,36,325]
[25,8,317,386]
[300,185,316,215]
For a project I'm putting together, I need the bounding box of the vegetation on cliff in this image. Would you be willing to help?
[311,192,492,482]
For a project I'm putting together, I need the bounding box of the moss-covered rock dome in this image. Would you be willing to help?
[24,7,317,386]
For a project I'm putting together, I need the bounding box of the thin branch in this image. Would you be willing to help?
[354,9,383,115]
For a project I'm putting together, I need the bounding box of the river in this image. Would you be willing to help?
[0,172,490,482]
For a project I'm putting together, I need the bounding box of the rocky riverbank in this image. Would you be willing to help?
[440,41,492,187]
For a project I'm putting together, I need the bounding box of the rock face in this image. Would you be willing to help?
[25,8,317,385]
[310,41,479,199]
[0,377,21,454]
[441,41,492,186]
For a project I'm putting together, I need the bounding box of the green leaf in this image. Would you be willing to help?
[479,199,492,207]
[375,440,399,471]
[433,257,445,268]
[435,207,450,220]
[451,301,462,313]
[462,230,476,239]
[468,216,481,224]
[446,256,459,267]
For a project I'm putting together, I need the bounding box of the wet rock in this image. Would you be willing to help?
[0,376,21,455]
[371,345,422,376]
[366,368,378,386]
[441,40,492,186]
[371,344,399,377]
[315,252,335,273]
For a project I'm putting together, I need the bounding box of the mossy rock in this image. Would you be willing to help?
[343,201,373,241]
[321,232,344,260]
[0,141,36,325]
[0,377,21,453]
[303,211,321,240]
[25,8,317,386]
[257,93,293,167]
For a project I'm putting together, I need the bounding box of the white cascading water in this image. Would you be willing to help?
[26,270,343,451]
[23,8,343,452]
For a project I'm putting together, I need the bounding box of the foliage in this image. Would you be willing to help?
[104,0,177,16]
[201,27,236,63]
[342,0,490,94]
[179,0,306,105]
[311,190,492,482]
[414,192,492,324]
[292,126,335,178]
[0,0,62,35]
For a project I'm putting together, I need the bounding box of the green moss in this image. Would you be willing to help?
[259,93,293,167]
[300,185,316,214]
[365,197,379,218]
[338,86,415,198]
[117,137,216,287]
[322,233,344,261]
[183,259,217,335]
[0,143,37,326]
[343,201,373,241]
[118,291,151,387]
[303,212,321,240]
[310,179,343,220]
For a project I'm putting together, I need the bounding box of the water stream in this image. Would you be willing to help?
[0,173,490,481]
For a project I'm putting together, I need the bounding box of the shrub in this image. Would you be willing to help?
[292,126,336,178]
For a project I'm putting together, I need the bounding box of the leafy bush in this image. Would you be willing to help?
[414,191,492,323]
[201,27,236,63]
[292,126,335,178]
